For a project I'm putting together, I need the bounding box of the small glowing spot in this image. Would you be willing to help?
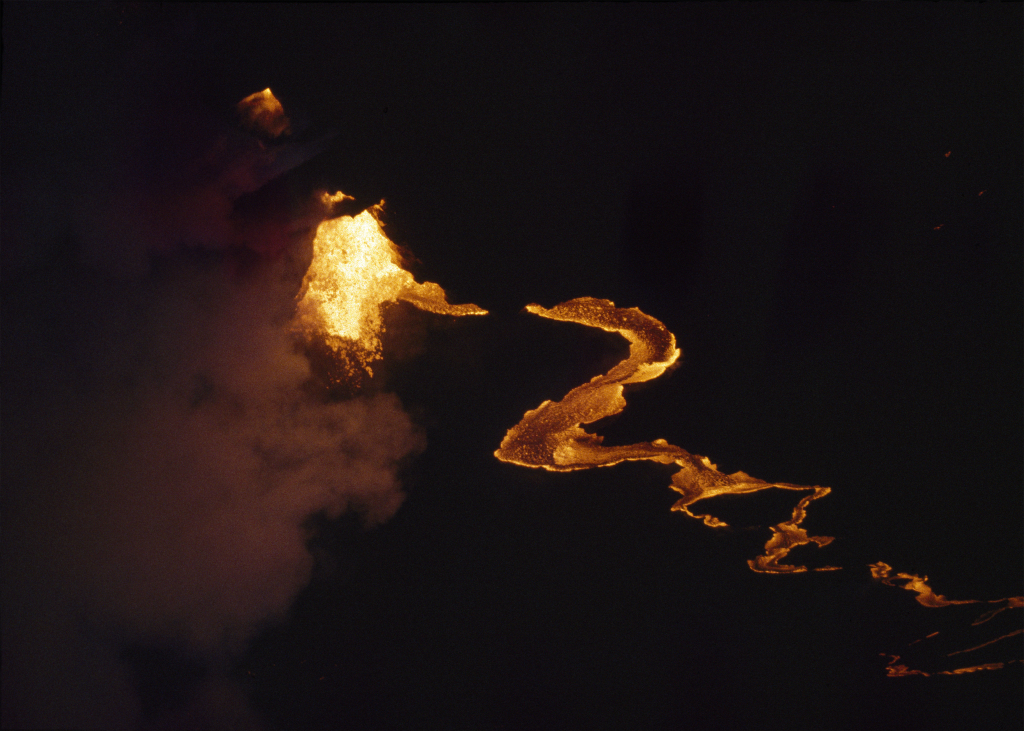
[933,224,944,230]
[944,151,952,157]
[237,88,291,138]
[978,190,986,196]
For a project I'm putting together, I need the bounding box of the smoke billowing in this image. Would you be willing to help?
[2,23,421,730]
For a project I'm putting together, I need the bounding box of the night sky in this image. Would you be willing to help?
[3,4,1022,730]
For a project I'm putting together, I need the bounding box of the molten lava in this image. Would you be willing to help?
[294,193,486,378]
[240,88,1018,682]
[495,297,837,574]
[870,562,1023,676]
[494,298,1021,671]
[237,88,291,139]
[870,561,981,609]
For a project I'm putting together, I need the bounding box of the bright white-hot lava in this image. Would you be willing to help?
[294,193,486,377]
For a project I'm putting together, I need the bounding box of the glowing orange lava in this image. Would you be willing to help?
[870,562,1023,676]
[237,88,292,139]
[881,654,1019,678]
[869,562,980,609]
[294,193,486,377]
[255,88,1019,679]
[495,297,837,574]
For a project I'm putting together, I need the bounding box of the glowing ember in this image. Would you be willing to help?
[237,88,291,138]
[495,297,837,573]
[294,192,486,377]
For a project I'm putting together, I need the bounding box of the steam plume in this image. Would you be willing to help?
[2,86,421,729]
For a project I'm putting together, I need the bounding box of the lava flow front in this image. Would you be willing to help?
[294,192,486,380]
[870,562,1023,677]
[495,297,837,574]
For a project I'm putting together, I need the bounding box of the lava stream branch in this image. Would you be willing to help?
[870,562,1023,676]
[494,297,837,574]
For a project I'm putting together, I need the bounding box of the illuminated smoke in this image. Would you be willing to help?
[0,88,469,730]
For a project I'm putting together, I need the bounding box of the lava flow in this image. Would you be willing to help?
[495,297,838,574]
[293,193,486,380]
[870,562,1022,677]
[241,90,1018,680]
[494,296,1021,671]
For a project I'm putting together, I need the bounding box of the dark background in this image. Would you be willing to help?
[3,4,1021,730]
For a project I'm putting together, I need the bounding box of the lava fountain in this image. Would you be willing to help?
[293,193,486,382]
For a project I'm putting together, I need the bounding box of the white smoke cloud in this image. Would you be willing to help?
[2,76,422,730]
